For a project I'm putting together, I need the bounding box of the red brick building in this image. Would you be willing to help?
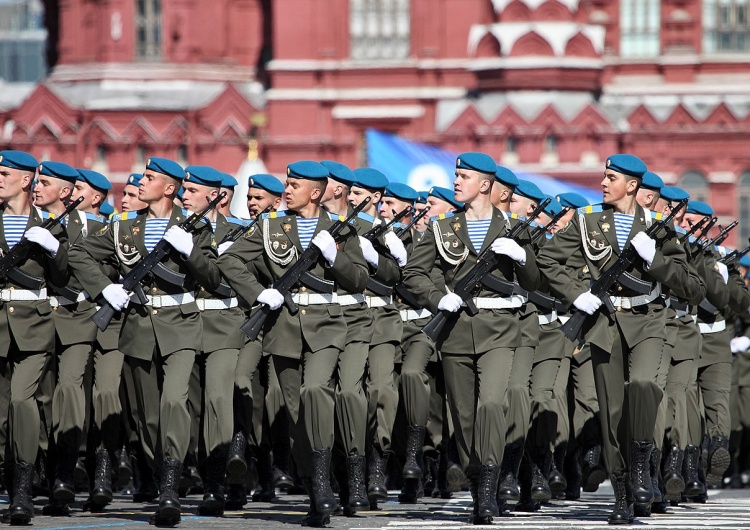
[2,0,750,244]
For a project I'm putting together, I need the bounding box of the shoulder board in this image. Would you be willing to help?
[577,204,604,215]
[328,212,356,224]
[262,210,291,220]
[225,216,249,226]
[650,210,664,221]
[508,212,527,222]
[394,222,406,231]
[85,212,106,223]
[111,211,130,222]
[528,220,541,229]
[429,212,456,222]
[674,225,687,235]
[356,211,376,224]
[40,211,52,220]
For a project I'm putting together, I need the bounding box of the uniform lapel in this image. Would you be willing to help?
[67,211,84,246]
[450,211,475,255]
[0,207,8,253]
[598,208,620,255]
[627,204,648,245]
[479,207,508,254]
[130,212,148,256]
[281,213,302,253]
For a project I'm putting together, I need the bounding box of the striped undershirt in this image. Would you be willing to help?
[297,218,318,250]
[3,215,28,248]
[613,213,634,251]
[144,218,170,253]
[466,218,492,252]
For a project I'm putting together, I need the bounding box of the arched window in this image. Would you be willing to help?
[350,0,410,60]
[738,171,750,244]
[135,0,162,60]
[680,171,709,203]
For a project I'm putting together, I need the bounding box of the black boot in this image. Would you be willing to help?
[650,446,663,504]
[662,445,685,501]
[133,451,158,503]
[5,462,34,524]
[90,448,114,508]
[581,444,607,492]
[197,449,227,516]
[226,431,247,484]
[530,453,552,502]
[706,435,730,488]
[225,484,247,510]
[564,447,582,500]
[311,449,337,515]
[402,425,425,479]
[516,458,540,512]
[608,471,632,525]
[435,449,452,499]
[150,458,182,526]
[251,451,276,502]
[116,445,133,491]
[497,442,523,502]
[548,447,568,497]
[347,455,368,510]
[301,479,331,527]
[683,445,704,496]
[52,444,78,504]
[423,454,437,497]
[476,464,500,517]
[467,468,492,524]
[398,477,422,503]
[631,440,654,506]
[367,446,389,507]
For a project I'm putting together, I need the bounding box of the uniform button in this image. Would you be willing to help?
[300,287,307,292]
[301,309,307,316]
[200,286,205,292]
[151,287,157,293]
[617,285,623,292]
[8,307,14,313]
[152,309,158,315]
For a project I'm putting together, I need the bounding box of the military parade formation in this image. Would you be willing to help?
[0,147,750,528]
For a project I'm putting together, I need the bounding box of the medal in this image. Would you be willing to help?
[283,224,291,233]
[601,223,610,233]
[452,222,460,231]
[272,241,279,250]
[280,241,288,250]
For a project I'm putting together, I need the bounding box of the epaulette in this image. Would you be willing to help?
[328,212,356,224]
[650,210,665,221]
[85,212,106,223]
[429,212,456,222]
[394,222,406,231]
[508,212,527,222]
[112,209,145,222]
[356,211,376,224]
[528,220,541,229]
[40,211,52,219]
[262,210,291,220]
[674,225,688,235]
[225,216,249,226]
[577,204,605,215]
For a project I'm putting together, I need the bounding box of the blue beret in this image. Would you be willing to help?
[543,196,563,217]
[606,154,647,178]
[416,191,429,204]
[38,161,79,184]
[456,152,496,175]
[184,165,223,187]
[514,179,546,202]
[495,165,519,188]
[76,169,112,191]
[287,160,329,180]
[660,185,690,202]
[641,171,664,191]
[146,157,186,180]
[126,173,143,187]
[0,150,38,172]
[221,173,238,189]
[352,168,389,191]
[249,174,285,196]
[556,192,589,208]
[99,201,114,217]
[686,200,714,216]
[739,254,750,268]
[384,182,418,203]
[320,160,356,186]
[429,186,463,209]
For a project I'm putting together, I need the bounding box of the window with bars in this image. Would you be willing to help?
[704,0,750,53]
[135,0,162,60]
[350,0,410,60]
[680,171,710,204]
[619,0,660,57]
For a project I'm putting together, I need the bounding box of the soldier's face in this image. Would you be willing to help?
[379,197,411,221]
[454,169,489,204]
[181,182,216,212]
[348,186,380,209]
[414,203,430,232]
[284,177,320,210]
[121,185,147,212]
[33,176,70,208]
[247,188,281,219]
[509,194,535,217]
[0,166,32,200]
[681,213,705,232]
[138,170,176,203]
[601,170,636,205]
[72,181,102,211]
[426,197,453,217]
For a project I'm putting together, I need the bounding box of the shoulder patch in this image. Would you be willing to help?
[509,212,527,222]
[674,225,687,235]
[225,216,249,226]
[429,212,455,222]
[112,211,132,222]
[577,204,604,215]
[40,210,53,220]
[650,210,663,220]
[262,210,290,220]
[356,211,376,224]
[85,212,106,223]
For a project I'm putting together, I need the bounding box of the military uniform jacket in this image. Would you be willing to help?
[217,208,368,358]
[52,211,107,346]
[537,203,691,353]
[402,207,541,355]
[68,205,219,359]
[0,205,69,357]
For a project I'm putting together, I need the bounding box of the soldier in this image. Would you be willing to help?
[0,150,70,525]
[217,160,368,526]
[68,157,219,525]
[403,152,540,524]
[537,154,693,524]
[121,173,148,212]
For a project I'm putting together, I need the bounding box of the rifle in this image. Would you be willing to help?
[560,198,688,343]
[679,216,708,245]
[240,197,371,341]
[530,207,570,244]
[702,220,738,252]
[0,196,84,283]
[721,238,750,267]
[396,205,431,238]
[91,192,226,332]
[690,216,718,251]
[219,206,270,245]
[362,206,412,241]
[421,198,551,342]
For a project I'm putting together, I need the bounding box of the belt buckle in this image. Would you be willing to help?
[0,290,9,302]
[152,296,162,309]
[195,299,205,312]
[298,293,309,306]
[621,297,632,310]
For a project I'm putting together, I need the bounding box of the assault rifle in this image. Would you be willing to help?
[219,206,270,245]
[91,192,226,332]
[690,216,718,251]
[421,198,551,342]
[0,196,84,285]
[240,197,371,341]
[679,216,708,245]
[362,206,412,241]
[530,207,570,244]
[560,198,688,343]
[395,205,431,238]
[702,220,738,253]
[721,239,750,268]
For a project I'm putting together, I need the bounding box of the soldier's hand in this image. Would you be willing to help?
[163,226,194,257]
[257,288,284,310]
[438,292,462,313]
[24,226,59,255]
[631,232,656,267]
[731,335,750,353]
[573,290,603,315]
[359,236,380,268]
[217,241,233,256]
[102,284,130,311]
[384,231,408,267]
[491,237,526,265]
[311,230,337,266]
[716,262,729,284]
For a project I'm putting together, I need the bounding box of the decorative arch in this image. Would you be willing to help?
[501,0,532,22]
[509,31,555,56]
[475,32,501,57]
[565,32,598,57]
[536,0,571,21]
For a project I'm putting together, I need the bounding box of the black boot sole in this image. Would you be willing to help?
[582,467,607,492]
[664,475,685,499]
[707,447,730,486]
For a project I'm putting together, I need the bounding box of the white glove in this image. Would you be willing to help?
[163,226,194,257]
[24,226,59,255]
[359,236,380,269]
[491,237,526,265]
[384,231,408,267]
[716,262,729,284]
[256,288,284,310]
[438,292,462,313]
[631,232,656,268]
[573,290,603,315]
[217,241,233,256]
[311,230,337,266]
[102,283,130,311]
[731,336,750,353]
